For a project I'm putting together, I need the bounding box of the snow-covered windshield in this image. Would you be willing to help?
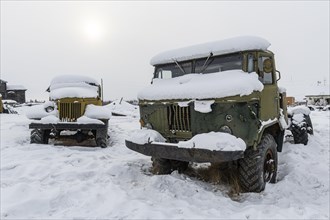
[48,75,101,100]
[154,53,242,79]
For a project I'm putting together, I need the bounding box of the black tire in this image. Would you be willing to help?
[95,126,108,148]
[151,157,189,174]
[238,134,278,192]
[170,160,189,173]
[30,129,49,144]
[291,123,308,145]
[304,114,313,135]
[151,157,172,174]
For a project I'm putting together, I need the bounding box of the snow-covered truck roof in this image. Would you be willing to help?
[47,75,100,100]
[150,36,271,65]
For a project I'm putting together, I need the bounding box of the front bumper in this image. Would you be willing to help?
[125,140,244,163]
[29,122,107,130]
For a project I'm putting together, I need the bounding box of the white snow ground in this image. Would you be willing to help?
[0,105,329,219]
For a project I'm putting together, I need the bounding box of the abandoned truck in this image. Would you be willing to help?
[27,75,111,148]
[125,36,311,192]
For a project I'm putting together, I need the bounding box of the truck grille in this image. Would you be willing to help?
[167,105,191,132]
[59,102,82,122]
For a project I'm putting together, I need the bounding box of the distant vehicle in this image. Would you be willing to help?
[125,36,312,193]
[0,99,18,114]
[27,75,110,148]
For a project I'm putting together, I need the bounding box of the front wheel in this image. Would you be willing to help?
[238,134,278,192]
[151,157,189,174]
[30,129,49,144]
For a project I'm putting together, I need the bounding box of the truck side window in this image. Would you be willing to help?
[155,69,172,79]
[258,56,273,84]
[247,54,254,73]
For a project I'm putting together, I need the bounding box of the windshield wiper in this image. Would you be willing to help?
[172,59,186,74]
[200,52,213,73]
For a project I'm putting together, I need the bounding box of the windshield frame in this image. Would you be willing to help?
[153,52,243,79]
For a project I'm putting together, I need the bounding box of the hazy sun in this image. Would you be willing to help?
[83,20,105,42]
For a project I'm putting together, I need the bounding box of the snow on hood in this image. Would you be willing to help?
[150,36,270,65]
[138,70,264,101]
[48,75,100,100]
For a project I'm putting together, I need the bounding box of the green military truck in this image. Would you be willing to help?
[125,36,310,192]
[27,75,110,148]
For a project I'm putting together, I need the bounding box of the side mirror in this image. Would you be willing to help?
[276,70,281,82]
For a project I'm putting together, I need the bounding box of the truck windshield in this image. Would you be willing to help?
[154,53,242,79]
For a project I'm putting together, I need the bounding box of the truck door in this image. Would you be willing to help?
[257,52,279,121]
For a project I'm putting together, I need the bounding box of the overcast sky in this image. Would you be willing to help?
[1,1,329,101]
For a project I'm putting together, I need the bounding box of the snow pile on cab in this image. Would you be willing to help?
[150,36,270,65]
[48,75,100,100]
[178,132,246,151]
[127,129,166,145]
[138,70,263,100]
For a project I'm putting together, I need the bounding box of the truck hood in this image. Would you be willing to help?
[138,70,264,101]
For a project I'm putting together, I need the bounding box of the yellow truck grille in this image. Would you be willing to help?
[167,105,191,132]
[59,102,82,122]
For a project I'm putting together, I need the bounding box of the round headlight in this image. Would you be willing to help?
[45,106,55,113]
[220,125,232,134]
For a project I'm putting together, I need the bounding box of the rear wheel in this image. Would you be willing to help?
[291,123,308,145]
[238,134,277,192]
[304,114,313,135]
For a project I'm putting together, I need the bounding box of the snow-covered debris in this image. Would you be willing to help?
[105,99,139,117]
[150,36,270,65]
[138,70,264,100]
[84,104,112,120]
[127,129,166,145]
[178,132,246,151]
[48,75,100,100]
